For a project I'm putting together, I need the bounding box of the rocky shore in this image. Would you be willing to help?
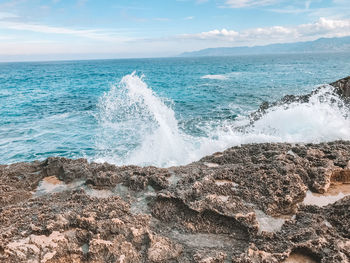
[1,77,350,263]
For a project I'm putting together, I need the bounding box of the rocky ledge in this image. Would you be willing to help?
[1,77,350,263]
[1,140,350,263]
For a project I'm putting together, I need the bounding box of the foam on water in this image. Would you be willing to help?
[200,72,242,80]
[201,74,229,80]
[94,72,350,167]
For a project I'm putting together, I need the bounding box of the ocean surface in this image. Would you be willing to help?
[1,53,350,167]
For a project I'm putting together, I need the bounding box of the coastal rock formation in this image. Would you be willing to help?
[331,76,350,98]
[250,76,350,122]
[1,141,350,262]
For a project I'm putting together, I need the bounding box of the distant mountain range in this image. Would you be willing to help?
[179,36,350,57]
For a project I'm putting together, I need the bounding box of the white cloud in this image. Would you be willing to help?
[298,17,350,37]
[182,28,239,40]
[223,0,278,8]
[0,12,18,19]
[1,13,350,61]
[0,21,128,41]
[268,7,309,14]
[268,0,348,17]
[0,36,14,40]
[184,16,195,20]
[180,17,350,45]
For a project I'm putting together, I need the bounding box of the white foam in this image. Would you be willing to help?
[201,72,242,80]
[201,74,228,80]
[94,73,350,168]
[247,87,350,143]
[95,72,195,167]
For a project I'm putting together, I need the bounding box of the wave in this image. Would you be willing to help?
[201,72,242,80]
[94,72,350,167]
[201,74,229,80]
[94,72,193,167]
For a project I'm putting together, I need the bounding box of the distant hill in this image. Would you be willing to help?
[179,36,350,57]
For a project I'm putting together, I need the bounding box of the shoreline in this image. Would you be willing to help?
[0,76,350,262]
[1,140,350,262]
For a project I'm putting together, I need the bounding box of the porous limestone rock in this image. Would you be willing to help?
[1,141,350,262]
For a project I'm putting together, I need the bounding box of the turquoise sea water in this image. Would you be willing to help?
[1,53,350,166]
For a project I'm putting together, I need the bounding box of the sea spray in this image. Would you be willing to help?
[95,73,350,167]
[95,72,195,167]
[196,85,350,154]
[245,85,350,142]
[3,56,350,165]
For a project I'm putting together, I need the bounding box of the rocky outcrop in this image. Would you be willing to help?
[250,76,350,123]
[1,141,350,262]
[331,76,350,98]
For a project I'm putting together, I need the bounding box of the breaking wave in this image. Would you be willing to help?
[94,72,350,167]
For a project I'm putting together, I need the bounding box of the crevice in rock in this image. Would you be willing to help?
[285,247,322,263]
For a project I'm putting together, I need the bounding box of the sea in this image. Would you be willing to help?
[1,53,350,167]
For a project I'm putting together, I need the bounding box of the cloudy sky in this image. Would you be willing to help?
[0,0,350,61]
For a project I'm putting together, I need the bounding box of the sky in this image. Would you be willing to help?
[0,0,350,61]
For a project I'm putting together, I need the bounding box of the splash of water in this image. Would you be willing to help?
[95,72,194,167]
[95,73,350,167]
[247,86,350,142]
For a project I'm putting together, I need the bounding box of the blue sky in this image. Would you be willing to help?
[0,0,350,61]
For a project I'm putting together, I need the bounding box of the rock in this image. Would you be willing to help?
[194,251,227,263]
[88,238,140,263]
[147,234,183,262]
[330,76,350,98]
[1,141,350,262]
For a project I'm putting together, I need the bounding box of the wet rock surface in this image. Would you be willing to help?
[1,141,350,262]
[331,76,350,99]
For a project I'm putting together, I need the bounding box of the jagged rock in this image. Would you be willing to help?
[1,141,350,262]
[331,76,350,98]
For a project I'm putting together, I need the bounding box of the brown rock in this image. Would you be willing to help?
[1,141,350,262]
[330,76,350,98]
[147,234,183,262]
